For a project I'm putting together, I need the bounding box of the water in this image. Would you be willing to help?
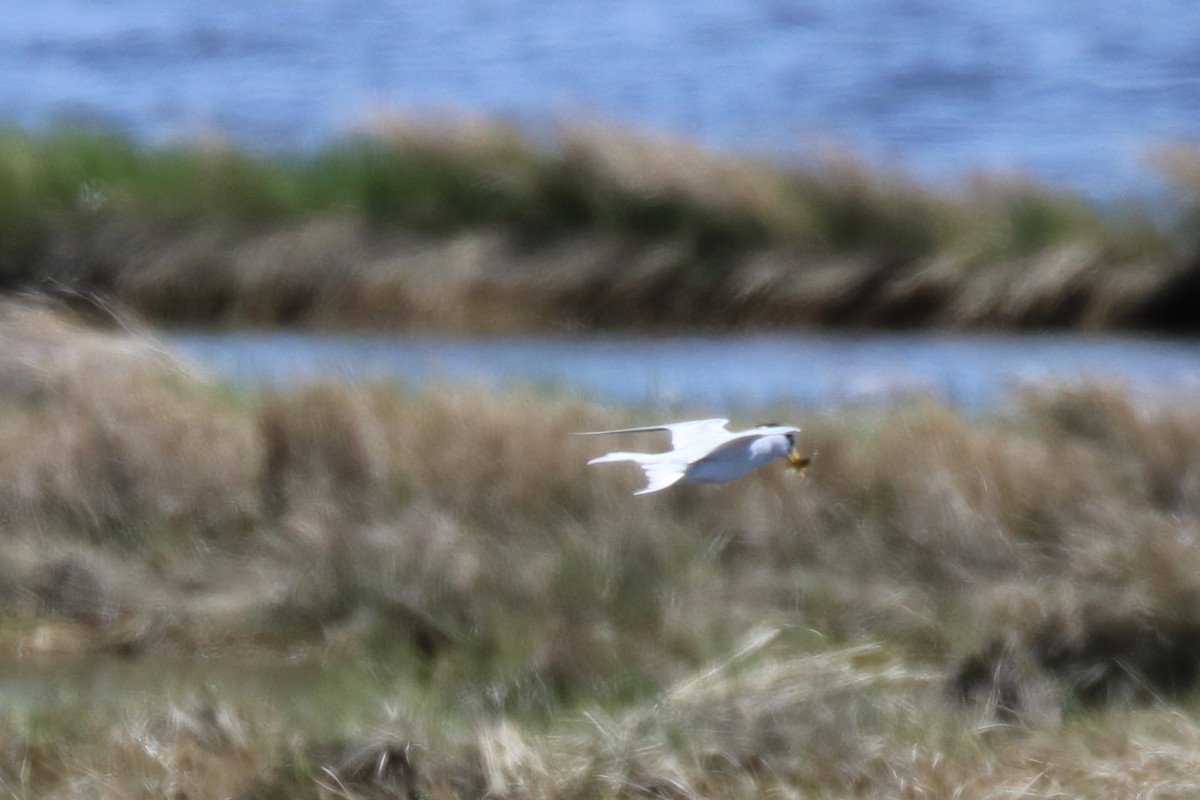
[167,331,1200,411]
[4,1,1199,197]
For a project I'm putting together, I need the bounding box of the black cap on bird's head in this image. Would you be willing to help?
[782,430,812,476]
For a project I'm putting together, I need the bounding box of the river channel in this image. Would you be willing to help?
[167,330,1200,411]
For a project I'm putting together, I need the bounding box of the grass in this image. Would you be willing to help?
[2,117,1199,331]
[6,300,1200,795]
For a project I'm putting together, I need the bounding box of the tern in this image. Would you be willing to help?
[578,418,810,495]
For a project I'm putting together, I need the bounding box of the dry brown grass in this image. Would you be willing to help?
[4,302,1200,796]
[35,210,1186,333]
[0,303,260,543]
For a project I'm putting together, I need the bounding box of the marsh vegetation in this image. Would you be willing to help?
[3,119,1200,332]
[4,301,1200,797]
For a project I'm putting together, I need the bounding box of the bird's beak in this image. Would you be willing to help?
[785,447,812,477]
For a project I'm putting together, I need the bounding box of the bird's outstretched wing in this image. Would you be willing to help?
[634,462,689,495]
[575,418,731,451]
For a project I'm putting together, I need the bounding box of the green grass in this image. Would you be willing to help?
[0,122,773,240]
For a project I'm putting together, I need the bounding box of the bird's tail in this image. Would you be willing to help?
[587,452,685,495]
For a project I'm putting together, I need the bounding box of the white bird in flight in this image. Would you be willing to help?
[578,418,810,495]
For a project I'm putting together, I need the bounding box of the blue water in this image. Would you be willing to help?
[168,331,1200,411]
[4,1,1199,197]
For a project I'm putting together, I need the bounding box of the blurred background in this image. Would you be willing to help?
[6,0,1199,196]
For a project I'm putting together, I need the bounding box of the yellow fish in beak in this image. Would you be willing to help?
[786,447,812,477]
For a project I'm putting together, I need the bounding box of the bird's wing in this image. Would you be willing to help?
[576,418,731,451]
[634,461,690,495]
